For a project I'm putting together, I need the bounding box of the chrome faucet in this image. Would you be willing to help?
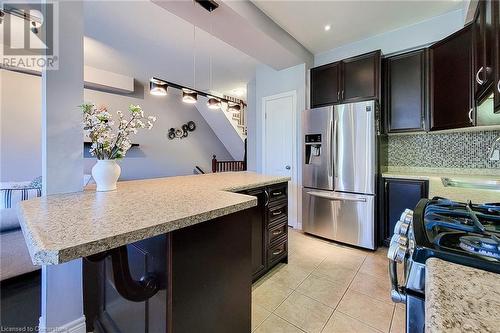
[488,135,500,160]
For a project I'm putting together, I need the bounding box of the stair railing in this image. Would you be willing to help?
[212,155,246,173]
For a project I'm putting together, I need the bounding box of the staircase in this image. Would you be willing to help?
[195,95,247,160]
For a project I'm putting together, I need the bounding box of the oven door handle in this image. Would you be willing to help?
[388,247,407,303]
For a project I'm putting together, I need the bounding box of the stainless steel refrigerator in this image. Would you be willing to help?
[302,101,376,249]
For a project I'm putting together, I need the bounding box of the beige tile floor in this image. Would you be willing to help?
[251,229,406,333]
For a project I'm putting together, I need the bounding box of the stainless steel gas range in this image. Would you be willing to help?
[388,197,500,333]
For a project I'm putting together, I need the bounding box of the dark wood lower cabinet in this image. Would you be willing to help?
[382,178,428,245]
[242,183,289,282]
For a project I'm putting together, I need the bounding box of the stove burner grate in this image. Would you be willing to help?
[459,235,500,260]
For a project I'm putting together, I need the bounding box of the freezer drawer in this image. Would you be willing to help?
[302,189,375,249]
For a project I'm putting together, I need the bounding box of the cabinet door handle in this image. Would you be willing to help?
[476,67,484,85]
[341,90,344,100]
[337,90,340,100]
[468,108,474,124]
[497,80,500,93]
[272,230,283,236]
[264,190,269,207]
[272,210,282,216]
[272,191,282,197]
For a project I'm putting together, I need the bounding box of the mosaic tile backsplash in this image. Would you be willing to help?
[387,130,500,169]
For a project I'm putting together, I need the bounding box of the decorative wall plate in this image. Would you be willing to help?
[168,121,196,140]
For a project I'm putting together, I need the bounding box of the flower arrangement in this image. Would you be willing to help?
[81,103,157,160]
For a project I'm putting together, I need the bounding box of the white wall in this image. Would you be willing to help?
[314,9,465,66]
[0,70,232,182]
[0,70,42,182]
[83,87,232,180]
[248,63,307,173]
[247,63,307,228]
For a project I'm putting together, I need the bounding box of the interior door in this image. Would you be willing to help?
[263,92,296,227]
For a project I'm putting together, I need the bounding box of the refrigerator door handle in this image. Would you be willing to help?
[306,191,367,203]
[328,118,333,178]
[333,119,338,179]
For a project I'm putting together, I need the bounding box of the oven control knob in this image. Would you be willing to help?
[390,234,408,247]
[400,209,414,224]
[388,242,406,263]
[394,220,410,236]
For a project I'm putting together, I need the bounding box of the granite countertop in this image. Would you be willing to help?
[425,258,500,333]
[17,172,290,266]
[381,167,500,203]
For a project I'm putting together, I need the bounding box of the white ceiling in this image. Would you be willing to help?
[252,0,464,54]
[83,1,259,100]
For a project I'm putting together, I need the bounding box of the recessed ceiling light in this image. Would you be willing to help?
[324,25,331,32]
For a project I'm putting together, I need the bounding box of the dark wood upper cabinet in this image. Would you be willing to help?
[494,0,500,113]
[341,50,381,102]
[473,0,495,102]
[310,62,340,107]
[310,50,381,107]
[384,49,428,133]
[430,24,474,131]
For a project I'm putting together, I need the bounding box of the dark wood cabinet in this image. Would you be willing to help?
[310,50,381,107]
[311,62,340,107]
[473,0,495,102]
[494,0,500,113]
[382,178,428,245]
[342,50,381,102]
[384,49,428,133]
[241,183,288,282]
[246,188,267,278]
[429,24,474,130]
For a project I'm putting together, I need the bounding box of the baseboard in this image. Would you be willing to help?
[39,315,86,333]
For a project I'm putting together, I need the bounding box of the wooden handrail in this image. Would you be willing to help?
[212,155,246,173]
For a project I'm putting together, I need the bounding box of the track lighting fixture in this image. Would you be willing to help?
[182,89,198,104]
[207,97,221,110]
[149,78,246,113]
[149,79,168,96]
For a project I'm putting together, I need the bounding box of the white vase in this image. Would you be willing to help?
[92,159,121,192]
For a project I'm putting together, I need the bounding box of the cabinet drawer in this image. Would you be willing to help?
[268,220,287,244]
[268,202,287,225]
[268,185,287,203]
[267,239,287,265]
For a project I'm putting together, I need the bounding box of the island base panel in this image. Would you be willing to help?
[84,209,251,333]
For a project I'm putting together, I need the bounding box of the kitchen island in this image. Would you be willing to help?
[17,172,290,333]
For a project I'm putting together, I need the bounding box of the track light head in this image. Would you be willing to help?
[149,78,168,96]
[227,103,241,113]
[207,97,221,110]
[182,89,198,104]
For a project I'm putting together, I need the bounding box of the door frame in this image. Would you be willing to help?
[261,90,298,229]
